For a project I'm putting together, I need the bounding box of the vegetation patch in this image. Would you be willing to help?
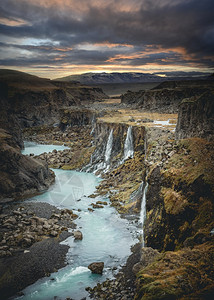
[161,187,188,215]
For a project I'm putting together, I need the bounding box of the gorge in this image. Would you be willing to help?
[0,69,214,300]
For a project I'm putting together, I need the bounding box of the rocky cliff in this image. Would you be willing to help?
[0,69,106,202]
[59,107,97,129]
[0,70,107,136]
[0,129,54,203]
[175,90,214,140]
[133,136,214,299]
[121,80,214,113]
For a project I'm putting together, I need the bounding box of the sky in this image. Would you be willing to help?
[0,0,214,79]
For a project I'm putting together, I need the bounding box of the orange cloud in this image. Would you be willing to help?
[94,42,134,49]
[0,17,30,26]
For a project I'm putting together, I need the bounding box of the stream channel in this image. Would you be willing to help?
[17,143,140,300]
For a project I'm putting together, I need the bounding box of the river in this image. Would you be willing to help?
[17,143,139,300]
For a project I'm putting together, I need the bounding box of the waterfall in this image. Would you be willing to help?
[105,128,113,165]
[124,126,134,160]
[90,114,96,135]
[140,183,148,247]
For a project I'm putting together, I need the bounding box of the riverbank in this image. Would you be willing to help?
[0,201,76,299]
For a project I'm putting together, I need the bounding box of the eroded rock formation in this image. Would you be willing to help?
[121,80,214,113]
[0,129,55,203]
[176,90,214,140]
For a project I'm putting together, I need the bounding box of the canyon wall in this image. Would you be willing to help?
[121,80,214,113]
[0,70,106,203]
[0,129,55,203]
[0,69,106,147]
[175,90,214,140]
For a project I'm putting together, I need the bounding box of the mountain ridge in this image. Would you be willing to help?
[55,71,211,84]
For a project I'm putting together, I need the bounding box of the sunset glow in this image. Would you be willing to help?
[0,0,213,78]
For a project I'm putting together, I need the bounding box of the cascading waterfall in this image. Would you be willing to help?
[90,114,96,135]
[124,126,134,160]
[105,128,113,165]
[84,128,114,174]
[140,182,148,247]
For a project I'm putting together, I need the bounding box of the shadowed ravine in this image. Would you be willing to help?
[16,145,140,300]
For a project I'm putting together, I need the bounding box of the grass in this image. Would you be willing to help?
[98,109,177,131]
[163,138,214,190]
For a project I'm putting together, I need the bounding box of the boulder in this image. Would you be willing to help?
[132,247,160,274]
[73,230,83,240]
[88,262,104,274]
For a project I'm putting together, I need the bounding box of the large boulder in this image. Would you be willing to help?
[132,247,160,274]
[88,262,104,274]
[73,230,83,240]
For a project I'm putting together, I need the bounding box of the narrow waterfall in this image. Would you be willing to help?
[105,128,113,165]
[90,114,96,135]
[124,126,134,160]
[140,183,148,247]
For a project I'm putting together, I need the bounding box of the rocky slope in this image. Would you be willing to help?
[0,69,106,201]
[133,136,214,299]
[0,129,54,203]
[0,69,107,138]
[121,80,214,113]
[176,90,214,140]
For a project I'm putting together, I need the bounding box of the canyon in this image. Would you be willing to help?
[0,69,214,299]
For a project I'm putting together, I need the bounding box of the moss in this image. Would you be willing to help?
[135,243,214,300]
[163,138,214,192]
[61,147,95,170]
[161,187,188,215]
[192,197,214,232]
[96,151,145,214]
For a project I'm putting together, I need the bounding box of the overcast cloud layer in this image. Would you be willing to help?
[0,0,214,78]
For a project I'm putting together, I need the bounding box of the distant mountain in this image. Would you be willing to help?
[55,72,162,84]
[55,71,211,85]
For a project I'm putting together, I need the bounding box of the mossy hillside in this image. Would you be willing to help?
[96,151,146,214]
[24,126,55,139]
[162,138,214,191]
[60,147,95,170]
[60,107,97,127]
[144,137,214,251]
[135,242,214,300]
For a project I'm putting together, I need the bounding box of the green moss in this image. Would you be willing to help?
[135,243,214,300]
[163,138,214,191]
[192,197,214,231]
[161,187,188,215]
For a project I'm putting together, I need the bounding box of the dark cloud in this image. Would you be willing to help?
[0,0,214,74]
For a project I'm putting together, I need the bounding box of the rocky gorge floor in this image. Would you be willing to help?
[0,201,79,299]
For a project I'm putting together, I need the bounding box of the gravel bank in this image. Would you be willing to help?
[0,201,75,299]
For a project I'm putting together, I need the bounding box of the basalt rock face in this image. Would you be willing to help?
[0,69,107,135]
[175,90,214,141]
[0,129,55,203]
[144,138,214,252]
[84,121,145,173]
[121,80,214,113]
[0,82,23,148]
[59,107,97,129]
[136,137,214,299]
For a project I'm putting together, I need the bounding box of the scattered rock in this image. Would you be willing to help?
[73,230,83,240]
[88,262,104,274]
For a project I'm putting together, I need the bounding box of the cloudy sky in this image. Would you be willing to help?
[0,0,214,78]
